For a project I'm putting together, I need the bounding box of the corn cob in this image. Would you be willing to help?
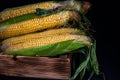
[2,28,85,46]
[3,35,91,51]
[0,11,77,39]
[4,40,87,56]
[0,1,56,21]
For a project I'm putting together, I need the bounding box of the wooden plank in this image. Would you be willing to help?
[0,55,70,80]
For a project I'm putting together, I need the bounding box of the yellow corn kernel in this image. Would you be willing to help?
[0,11,76,39]
[2,28,84,46]
[0,1,56,21]
[5,34,91,51]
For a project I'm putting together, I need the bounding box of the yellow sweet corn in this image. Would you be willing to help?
[2,28,85,46]
[0,11,77,39]
[4,34,91,51]
[0,1,56,21]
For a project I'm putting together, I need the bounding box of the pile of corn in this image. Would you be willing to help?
[0,1,99,80]
[0,0,91,56]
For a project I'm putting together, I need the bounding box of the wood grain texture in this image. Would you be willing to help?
[0,55,70,80]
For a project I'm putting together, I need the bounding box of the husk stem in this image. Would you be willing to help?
[69,9,99,80]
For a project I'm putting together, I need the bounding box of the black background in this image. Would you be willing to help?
[0,0,119,80]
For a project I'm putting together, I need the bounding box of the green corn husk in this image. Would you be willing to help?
[0,13,38,28]
[70,41,99,80]
[4,40,87,57]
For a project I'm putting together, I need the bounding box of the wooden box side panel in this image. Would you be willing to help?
[0,55,71,80]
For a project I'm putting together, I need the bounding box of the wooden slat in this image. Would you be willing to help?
[0,55,70,80]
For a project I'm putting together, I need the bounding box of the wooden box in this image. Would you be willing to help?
[0,55,71,80]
